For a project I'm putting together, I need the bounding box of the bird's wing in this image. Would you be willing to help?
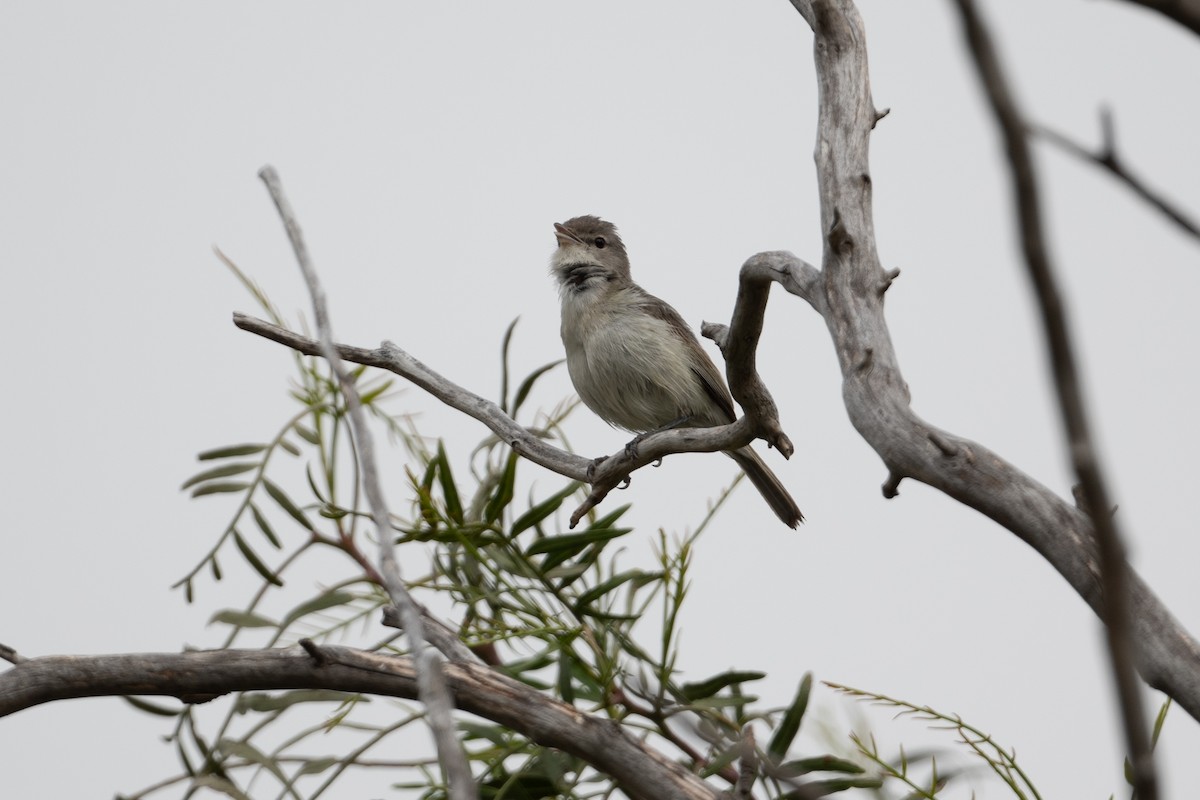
[633,288,737,424]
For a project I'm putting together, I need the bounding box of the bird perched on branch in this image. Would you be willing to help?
[550,215,802,528]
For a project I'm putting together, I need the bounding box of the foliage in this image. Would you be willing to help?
[123,270,1158,799]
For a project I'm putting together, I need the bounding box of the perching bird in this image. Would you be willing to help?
[551,215,802,528]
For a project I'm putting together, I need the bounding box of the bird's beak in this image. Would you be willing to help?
[553,222,582,246]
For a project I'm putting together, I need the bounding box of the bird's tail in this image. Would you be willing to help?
[726,445,804,529]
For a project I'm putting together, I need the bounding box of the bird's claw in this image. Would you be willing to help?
[586,455,609,482]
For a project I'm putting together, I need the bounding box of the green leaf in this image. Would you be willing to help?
[191,481,250,498]
[358,378,393,406]
[499,317,519,414]
[699,743,742,778]
[294,424,320,445]
[574,570,649,609]
[217,739,288,784]
[484,451,519,524]
[236,690,356,713]
[296,758,339,776]
[121,695,182,717]
[780,777,883,797]
[181,462,258,490]
[1151,698,1172,748]
[436,442,464,524]
[778,756,865,776]
[278,438,301,456]
[526,527,631,560]
[681,670,767,701]
[190,775,252,800]
[769,671,813,760]
[557,644,575,705]
[510,482,580,537]
[232,530,283,587]
[210,557,222,581]
[250,503,282,549]
[198,444,266,461]
[263,478,313,530]
[686,694,758,709]
[511,359,563,417]
[282,588,358,627]
[208,609,279,629]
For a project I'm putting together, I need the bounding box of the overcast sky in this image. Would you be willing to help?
[2,1,1198,798]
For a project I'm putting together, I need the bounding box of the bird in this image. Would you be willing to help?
[550,215,802,528]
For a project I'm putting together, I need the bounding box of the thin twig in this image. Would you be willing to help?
[257,166,477,800]
[948,4,1156,799]
[1035,112,1200,242]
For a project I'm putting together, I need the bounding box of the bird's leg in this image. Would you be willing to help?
[625,415,692,460]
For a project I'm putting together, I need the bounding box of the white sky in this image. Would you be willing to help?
[2,1,1198,798]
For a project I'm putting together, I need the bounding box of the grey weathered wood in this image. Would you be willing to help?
[0,648,720,800]
[797,0,1200,725]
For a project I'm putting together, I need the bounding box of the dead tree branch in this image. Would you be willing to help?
[0,647,721,800]
[1035,110,1200,242]
[951,2,1156,796]
[232,312,783,529]
[785,0,1200,737]
[1111,0,1200,36]
[258,166,476,799]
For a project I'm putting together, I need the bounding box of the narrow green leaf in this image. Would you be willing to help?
[294,424,320,445]
[436,442,464,524]
[769,671,813,760]
[198,444,266,461]
[499,317,519,414]
[557,645,575,705]
[236,690,355,713]
[511,359,563,417]
[574,570,648,609]
[358,378,393,406]
[681,670,767,701]
[218,739,288,784]
[526,527,631,557]
[232,530,283,587]
[458,721,513,747]
[190,775,252,800]
[250,503,282,549]
[184,579,194,603]
[208,609,279,629]
[191,481,250,498]
[699,743,742,778]
[181,462,258,490]
[278,438,301,456]
[781,777,883,797]
[210,557,222,582]
[484,451,519,523]
[263,478,313,530]
[778,756,865,776]
[282,588,358,627]
[1151,698,1172,748]
[510,482,580,537]
[121,695,182,717]
[296,758,339,776]
[686,694,757,709]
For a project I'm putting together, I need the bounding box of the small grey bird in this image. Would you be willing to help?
[551,215,803,528]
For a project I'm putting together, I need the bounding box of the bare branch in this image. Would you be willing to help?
[0,647,721,800]
[233,314,776,528]
[1109,0,1200,36]
[1034,111,1200,242]
[950,2,1156,797]
[257,165,476,800]
[0,643,27,666]
[791,0,1200,738]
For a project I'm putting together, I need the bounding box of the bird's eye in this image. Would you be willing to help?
[593,236,607,249]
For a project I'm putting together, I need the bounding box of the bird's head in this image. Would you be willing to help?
[551,215,631,294]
